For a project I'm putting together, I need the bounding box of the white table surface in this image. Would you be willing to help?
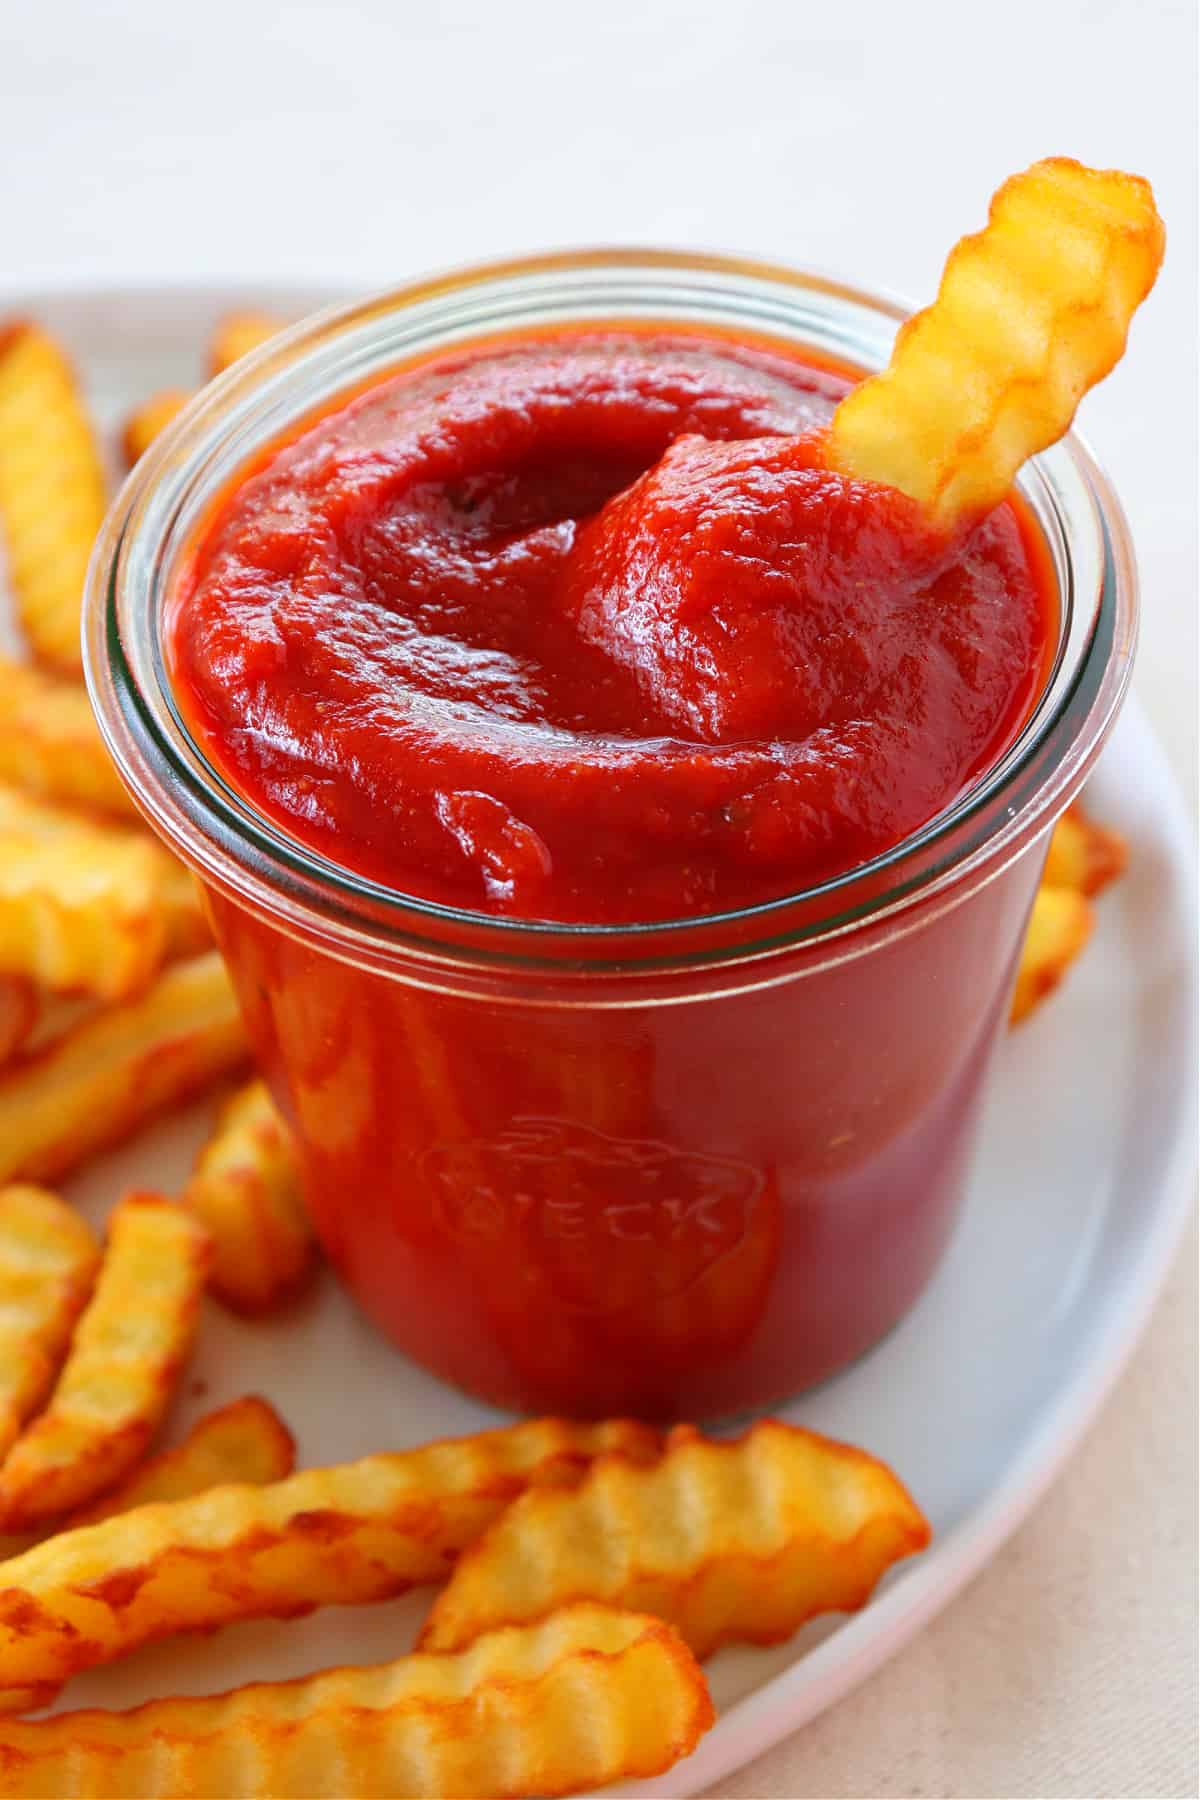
[3,3,1195,1795]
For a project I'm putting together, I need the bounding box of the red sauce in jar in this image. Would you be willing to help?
[169,328,1054,924]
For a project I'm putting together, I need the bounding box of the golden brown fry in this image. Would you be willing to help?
[420,1419,930,1659]
[185,1078,314,1313]
[0,1605,713,1798]
[0,783,176,998]
[207,310,283,376]
[0,827,166,1000]
[827,159,1165,527]
[0,1193,210,1531]
[1043,803,1128,898]
[0,323,107,673]
[0,778,210,974]
[120,386,192,467]
[0,655,134,818]
[66,1395,295,1527]
[0,1397,296,1703]
[0,950,247,1187]
[0,1417,661,1693]
[0,1187,99,1466]
[1010,884,1095,1025]
[0,979,35,1065]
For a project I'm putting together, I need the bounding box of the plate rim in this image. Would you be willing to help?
[2,276,1194,1796]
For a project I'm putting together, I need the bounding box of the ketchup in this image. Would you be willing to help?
[170,329,1053,924]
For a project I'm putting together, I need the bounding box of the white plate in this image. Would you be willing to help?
[1,281,1195,1797]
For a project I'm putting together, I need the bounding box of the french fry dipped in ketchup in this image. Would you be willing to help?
[827,159,1164,524]
[559,158,1162,858]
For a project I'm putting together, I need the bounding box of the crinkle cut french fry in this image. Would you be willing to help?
[0,1417,662,1692]
[0,979,35,1065]
[120,386,192,467]
[419,1418,930,1659]
[0,656,135,819]
[826,159,1164,527]
[0,324,107,673]
[0,951,248,1186]
[0,1187,99,1465]
[0,1398,294,1579]
[65,1395,296,1528]
[0,1398,296,1709]
[1009,885,1094,1025]
[0,784,168,1001]
[207,310,283,376]
[0,1606,714,1799]
[186,1078,315,1313]
[1043,803,1128,898]
[0,780,210,964]
[0,1193,210,1531]
[0,828,167,1000]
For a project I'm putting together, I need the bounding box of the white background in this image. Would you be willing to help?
[2,3,1195,1796]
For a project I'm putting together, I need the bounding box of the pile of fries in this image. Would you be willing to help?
[0,313,282,1199]
[0,156,1151,1794]
[0,1397,929,1794]
[0,312,323,1284]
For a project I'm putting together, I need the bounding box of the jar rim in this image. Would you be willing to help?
[84,248,1138,978]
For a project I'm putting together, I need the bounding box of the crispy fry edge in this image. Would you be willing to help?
[0,1193,211,1531]
[65,1395,296,1529]
[0,1607,715,1798]
[184,1078,316,1314]
[0,1186,100,1465]
[0,951,248,1186]
[419,1418,931,1658]
[0,323,108,672]
[0,1417,663,1692]
[826,158,1164,527]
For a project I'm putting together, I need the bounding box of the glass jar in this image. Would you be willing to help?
[84,251,1138,1420]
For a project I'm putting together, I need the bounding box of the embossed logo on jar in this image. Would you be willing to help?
[420,1116,765,1313]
